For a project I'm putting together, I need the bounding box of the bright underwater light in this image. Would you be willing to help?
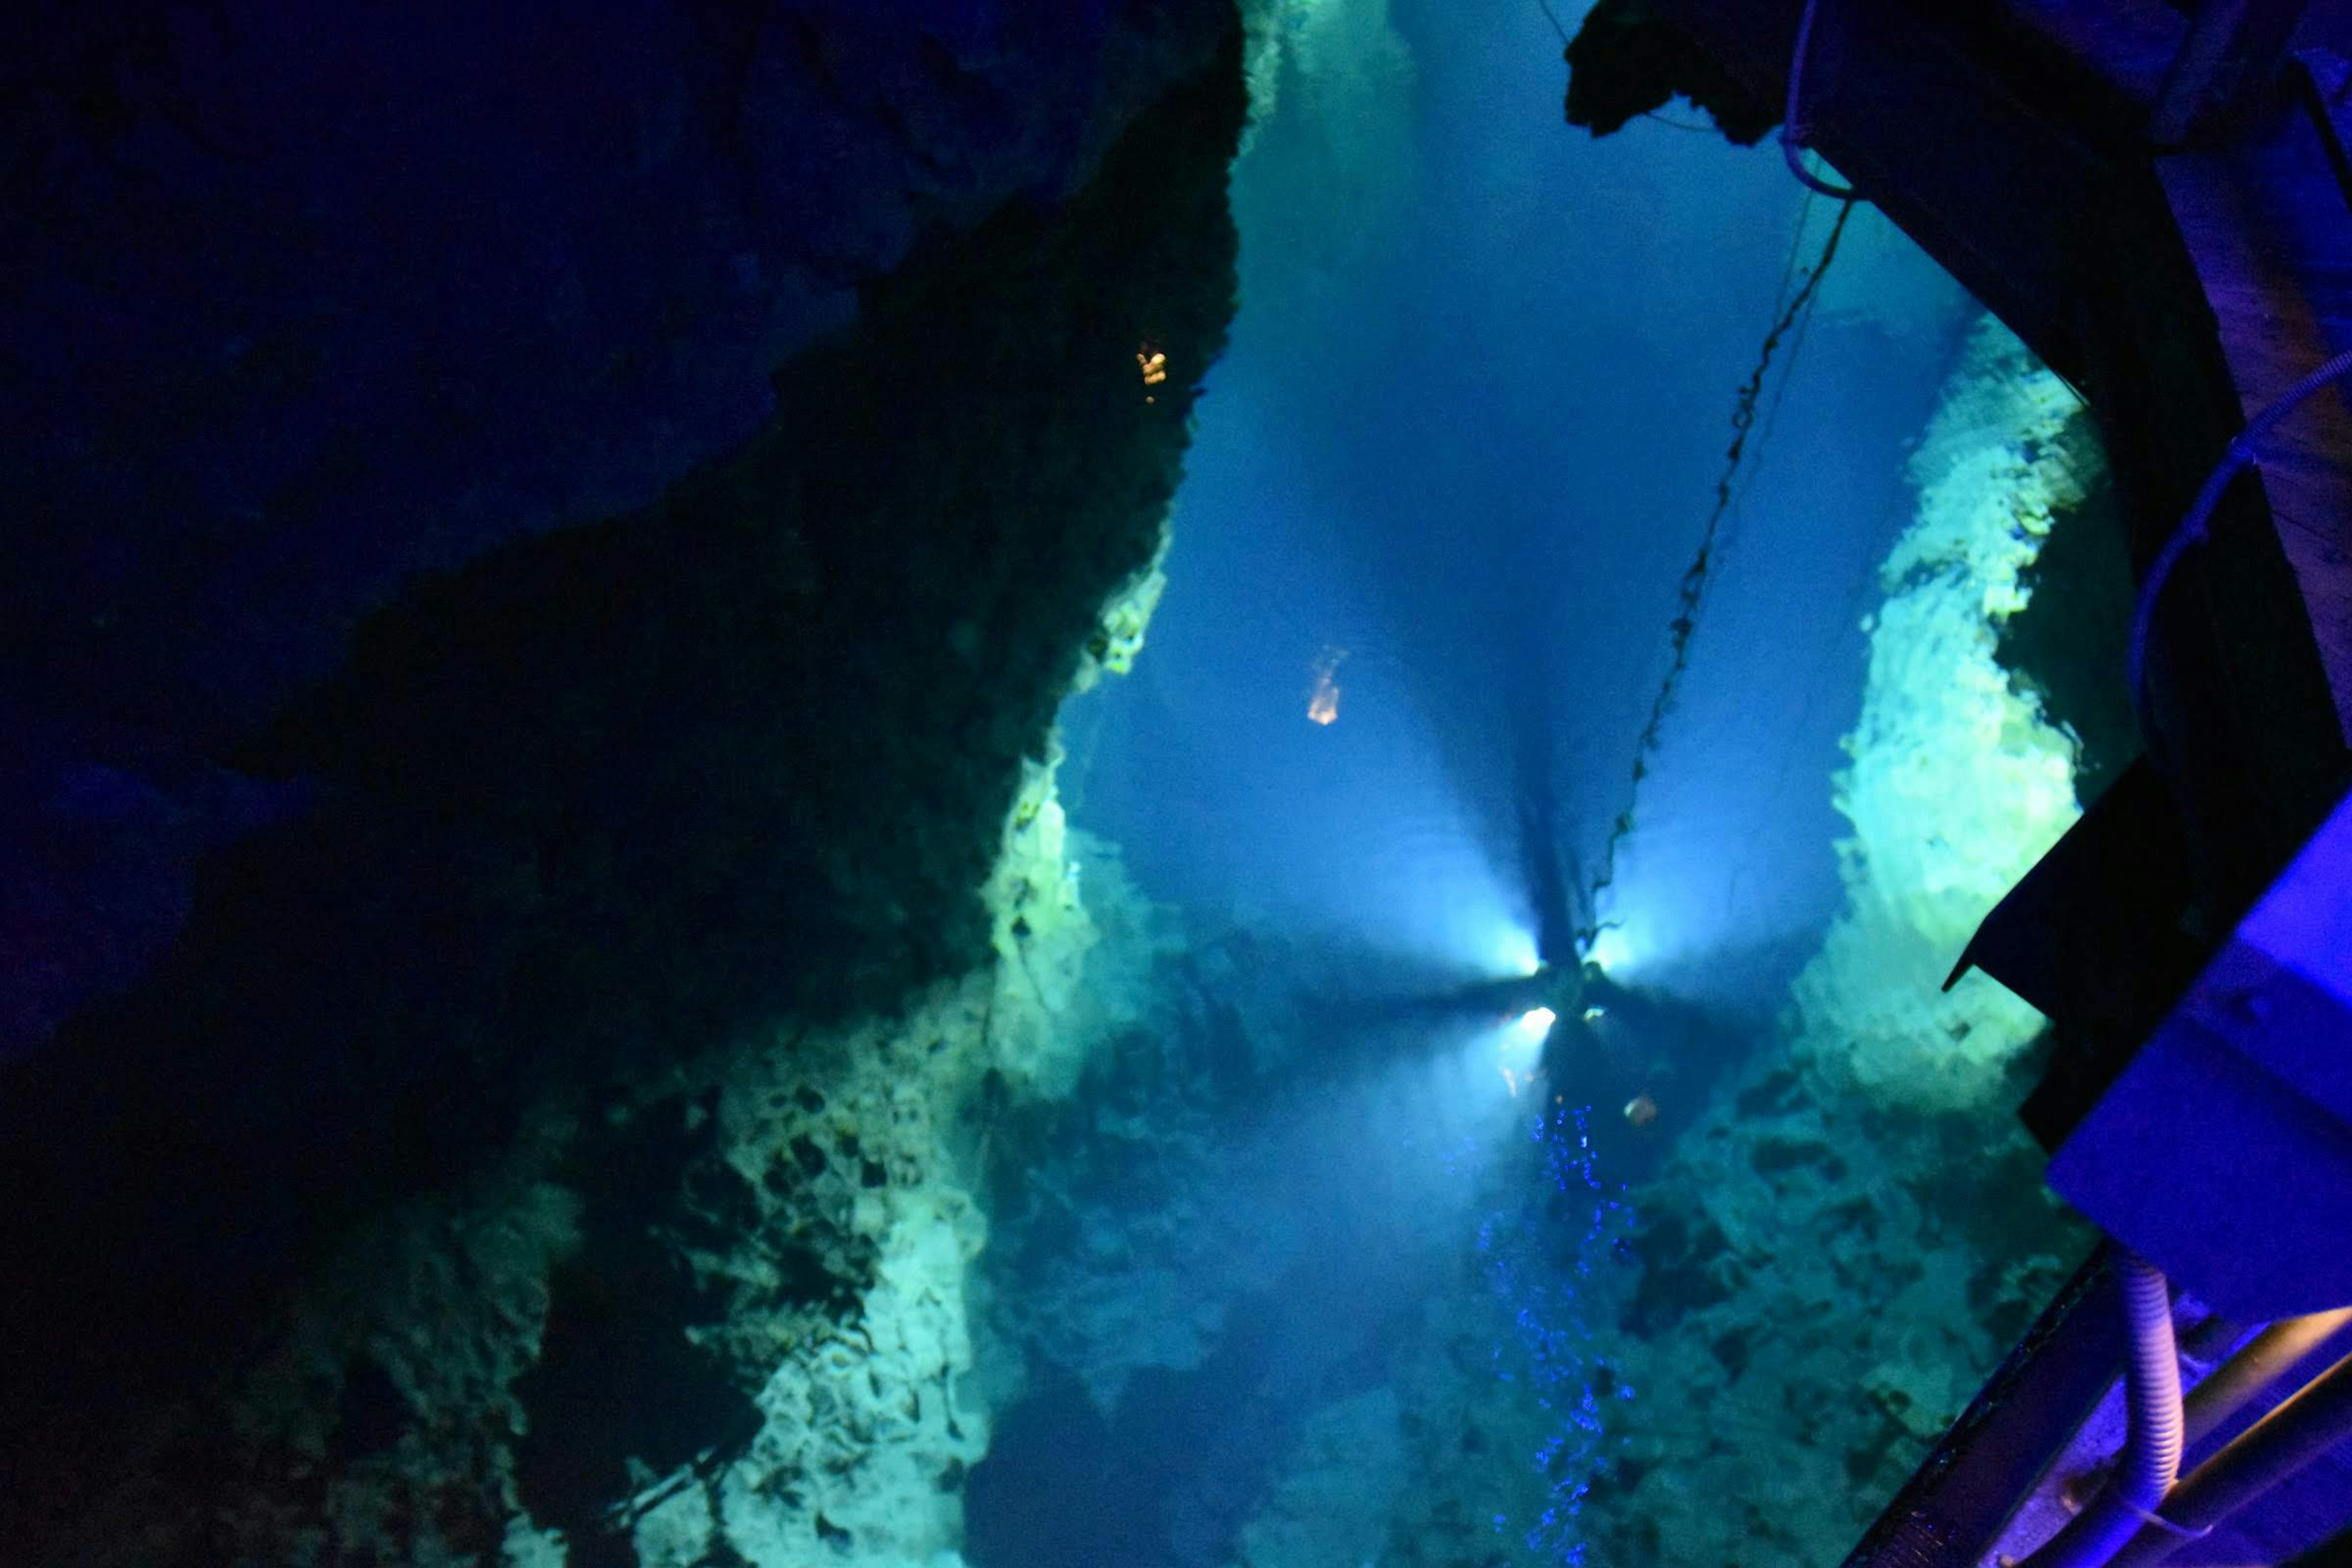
[1584,924,1635,975]
[1489,1006,1556,1099]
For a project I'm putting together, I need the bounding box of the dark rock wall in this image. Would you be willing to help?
[0,0,1221,1051]
[1562,0,1779,143]
[0,4,1244,1561]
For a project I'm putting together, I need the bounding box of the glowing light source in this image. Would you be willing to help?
[1485,1006,1555,1101]
[1483,926,1539,979]
[1585,925,1634,974]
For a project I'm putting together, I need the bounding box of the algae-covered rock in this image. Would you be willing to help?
[983,747,1100,1098]
[658,985,998,1568]
[1796,316,2090,1114]
[1071,529,1175,694]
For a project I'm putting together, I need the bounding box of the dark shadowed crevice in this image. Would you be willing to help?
[0,15,1244,1559]
[1995,407,2143,805]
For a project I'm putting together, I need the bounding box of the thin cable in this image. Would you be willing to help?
[1579,198,1858,946]
[1534,0,1569,47]
[1724,193,1831,545]
[1708,195,1821,564]
[1768,187,1822,320]
[1751,249,1823,454]
[1782,0,1861,199]
[2127,342,2352,742]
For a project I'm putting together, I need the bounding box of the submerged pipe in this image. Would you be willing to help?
[2062,1303,2352,1510]
[2016,1253,2185,1568]
[2106,1348,2352,1568]
[2182,1306,2352,1455]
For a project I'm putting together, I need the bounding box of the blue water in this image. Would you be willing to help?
[1073,0,1971,1006]
[975,1,1980,1563]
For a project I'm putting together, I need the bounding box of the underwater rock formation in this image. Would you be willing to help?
[598,986,1001,1568]
[0,7,1246,1563]
[976,910,1314,1417]
[0,0,1234,1056]
[1562,0,1779,143]
[1231,1387,1409,1566]
[1994,417,2143,807]
[965,895,1521,1567]
[1796,315,2096,1114]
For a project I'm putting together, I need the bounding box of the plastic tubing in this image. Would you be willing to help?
[1781,0,1860,198]
[2073,1304,2352,1499]
[2106,1348,2352,1568]
[2127,342,2352,742]
[2015,1253,2186,1568]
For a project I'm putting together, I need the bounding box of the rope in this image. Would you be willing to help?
[1721,190,1823,538]
[1578,198,1858,949]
